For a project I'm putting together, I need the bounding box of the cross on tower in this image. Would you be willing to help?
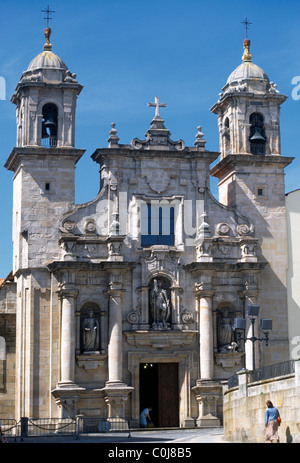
[41,5,56,27]
[241,18,252,38]
[147,97,167,119]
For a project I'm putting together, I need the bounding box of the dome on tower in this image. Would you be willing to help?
[226,61,269,85]
[27,50,68,73]
[222,39,271,95]
[20,27,78,84]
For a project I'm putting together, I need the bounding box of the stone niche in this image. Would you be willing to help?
[214,303,244,373]
[76,302,107,372]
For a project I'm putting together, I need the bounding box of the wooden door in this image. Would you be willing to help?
[158,363,179,427]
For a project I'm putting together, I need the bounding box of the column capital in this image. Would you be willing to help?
[194,283,215,299]
[103,288,125,299]
[57,285,79,300]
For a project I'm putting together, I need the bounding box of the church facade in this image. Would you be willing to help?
[0,29,293,427]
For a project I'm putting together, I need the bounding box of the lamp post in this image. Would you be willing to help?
[233,305,272,371]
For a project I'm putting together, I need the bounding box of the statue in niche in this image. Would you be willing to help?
[82,309,100,352]
[150,278,171,330]
[217,308,234,352]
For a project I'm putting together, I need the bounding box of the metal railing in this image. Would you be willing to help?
[227,360,295,390]
[0,419,18,441]
[41,136,57,148]
[227,374,239,389]
[0,416,132,441]
[75,416,132,439]
[23,418,76,438]
[252,360,295,382]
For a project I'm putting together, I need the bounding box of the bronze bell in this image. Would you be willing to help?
[250,126,266,142]
[42,112,57,137]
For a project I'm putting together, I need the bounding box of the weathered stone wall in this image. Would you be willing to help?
[0,282,16,418]
[223,359,300,443]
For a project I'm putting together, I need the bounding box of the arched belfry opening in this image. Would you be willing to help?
[42,103,58,147]
[249,112,266,155]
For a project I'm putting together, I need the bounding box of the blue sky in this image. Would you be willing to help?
[1,0,300,276]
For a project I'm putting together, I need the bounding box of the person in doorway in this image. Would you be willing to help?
[265,400,281,443]
[140,407,153,428]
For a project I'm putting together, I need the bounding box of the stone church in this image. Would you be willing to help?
[0,26,293,427]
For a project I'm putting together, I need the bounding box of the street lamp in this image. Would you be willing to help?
[233,305,272,370]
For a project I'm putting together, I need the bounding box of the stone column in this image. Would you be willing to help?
[59,289,78,387]
[192,284,221,427]
[102,270,133,418]
[199,289,215,380]
[107,288,124,384]
[52,287,83,419]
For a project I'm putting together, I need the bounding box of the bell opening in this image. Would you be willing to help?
[41,103,58,148]
[249,112,266,155]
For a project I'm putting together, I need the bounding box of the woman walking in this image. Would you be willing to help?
[265,400,280,443]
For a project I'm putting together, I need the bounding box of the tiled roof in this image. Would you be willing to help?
[0,271,13,288]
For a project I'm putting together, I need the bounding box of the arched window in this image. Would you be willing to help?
[224,117,230,153]
[249,112,266,155]
[42,103,58,148]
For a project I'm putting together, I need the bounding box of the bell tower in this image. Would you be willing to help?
[211,38,286,160]
[5,26,85,274]
[12,26,82,149]
[210,36,294,364]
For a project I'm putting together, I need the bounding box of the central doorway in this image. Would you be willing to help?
[139,363,179,427]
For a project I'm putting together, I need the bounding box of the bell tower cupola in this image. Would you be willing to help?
[5,23,85,274]
[211,38,287,159]
[11,26,83,148]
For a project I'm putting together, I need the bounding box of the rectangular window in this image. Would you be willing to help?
[141,203,175,246]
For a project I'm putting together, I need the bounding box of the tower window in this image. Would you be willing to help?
[249,113,266,155]
[224,117,230,153]
[45,182,51,191]
[141,203,175,246]
[42,103,58,148]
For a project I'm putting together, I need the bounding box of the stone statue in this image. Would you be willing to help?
[82,309,100,352]
[150,279,171,330]
[217,309,233,352]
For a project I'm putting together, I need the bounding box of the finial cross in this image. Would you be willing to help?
[41,5,56,27]
[147,96,167,119]
[241,18,252,38]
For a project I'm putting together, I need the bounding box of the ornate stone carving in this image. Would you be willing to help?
[84,219,97,234]
[236,223,254,236]
[62,220,76,233]
[145,170,170,194]
[142,250,179,286]
[127,311,140,324]
[214,352,244,371]
[181,309,194,324]
[216,222,231,236]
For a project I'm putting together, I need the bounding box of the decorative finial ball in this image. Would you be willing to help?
[243,39,250,46]
[44,27,52,40]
